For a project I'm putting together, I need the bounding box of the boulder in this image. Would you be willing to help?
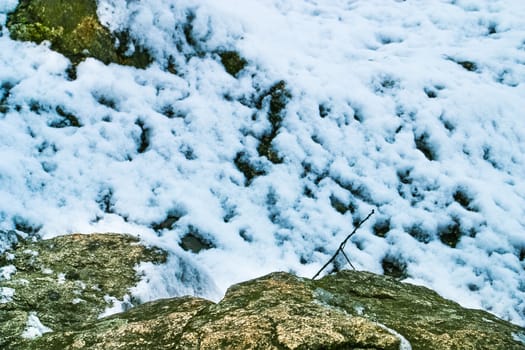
[6,0,151,68]
[0,233,166,349]
[1,233,524,349]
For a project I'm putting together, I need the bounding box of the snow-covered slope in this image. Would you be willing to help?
[1,0,525,325]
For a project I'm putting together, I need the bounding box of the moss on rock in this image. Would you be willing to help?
[25,297,213,350]
[5,269,524,349]
[0,233,167,349]
[6,0,151,68]
[176,272,401,350]
[219,51,247,77]
[314,271,525,349]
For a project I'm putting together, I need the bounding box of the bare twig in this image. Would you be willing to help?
[340,249,355,270]
[312,209,375,280]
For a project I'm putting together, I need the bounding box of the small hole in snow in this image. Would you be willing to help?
[179,144,196,160]
[407,224,433,244]
[453,187,477,212]
[487,22,497,35]
[396,167,413,185]
[468,283,480,291]
[95,95,118,110]
[180,226,215,253]
[239,228,253,243]
[319,103,330,118]
[517,248,525,261]
[96,187,115,214]
[381,256,407,279]
[151,210,185,232]
[13,216,41,235]
[135,119,151,154]
[424,87,437,98]
[373,217,390,238]
[438,218,462,248]
[415,132,438,161]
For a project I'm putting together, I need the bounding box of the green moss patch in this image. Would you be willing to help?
[0,233,166,349]
[7,0,151,68]
[6,270,524,349]
[219,51,247,77]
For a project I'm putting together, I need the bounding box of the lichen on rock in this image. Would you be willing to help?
[314,271,525,350]
[0,233,167,349]
[6,0,151,68]
[4,268,524,350]
[176,272,402,350]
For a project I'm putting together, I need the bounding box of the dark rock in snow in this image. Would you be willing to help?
[7,0,151,68]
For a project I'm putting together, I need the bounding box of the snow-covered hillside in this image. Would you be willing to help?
[1,0,525,325]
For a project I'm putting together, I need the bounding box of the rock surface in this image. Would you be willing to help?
[6,0,151,67]
[5,0,251,77]
[0,233,166,349]
[1,233,524,349]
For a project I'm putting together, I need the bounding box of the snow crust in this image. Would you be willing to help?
[0,0,524,326]
[21,312,52,339]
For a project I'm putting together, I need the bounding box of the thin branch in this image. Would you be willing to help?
[312,209,375,280]
[340,249,355,270]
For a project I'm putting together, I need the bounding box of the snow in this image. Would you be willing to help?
[131,254,220,302]
[0,0,17,19]
[377,322,412,350]
[21,312,53,339]
[0,265,16,280]
[0,0,524,326]
[99,294,133,318]
[513,331,525,345]
[0,286,14,303]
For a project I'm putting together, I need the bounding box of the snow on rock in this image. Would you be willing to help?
[0,0,524,326]
[0,264,16,280]
[21,312,52,340]
[0,286,14,303]
[15,271,525,350]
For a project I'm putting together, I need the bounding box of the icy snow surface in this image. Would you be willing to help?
[1,0,525,325]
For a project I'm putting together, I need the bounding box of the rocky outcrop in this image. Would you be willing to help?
[1,233,524,350]
[6,0,151,67]
[5,0,251,77]
[25,271,524,350]
[0,233,166,349]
